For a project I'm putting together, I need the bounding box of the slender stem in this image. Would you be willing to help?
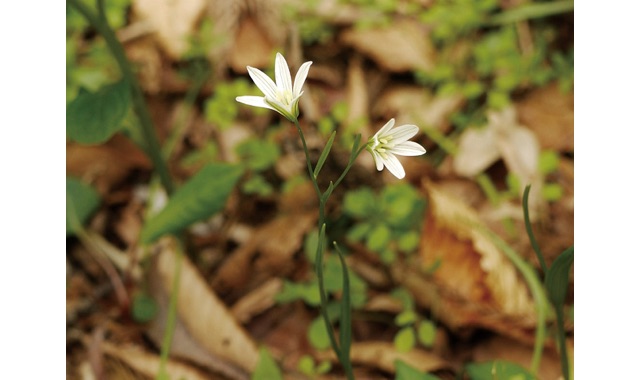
[67,0,175,194]
[157,239,184,380]
[293,118,356,379]
[294,119,322,199]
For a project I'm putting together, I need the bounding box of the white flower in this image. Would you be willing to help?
[366,118,426,179]
[236,52,312,122]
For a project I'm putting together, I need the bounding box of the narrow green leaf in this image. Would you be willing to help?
[465,360,537,380]
[66,177,101,236]
[334,242,353,375]
[67,79,131,144]
[395,360,441,380]
[251,347,283,380]
[140,163,242,243]
[314,130,336,178]
[522,185,547,273]
[350,134,362,160]
[544,246,574,309]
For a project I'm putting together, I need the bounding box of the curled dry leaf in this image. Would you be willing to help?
[132,0,206,59]
[317,342,449,374]
[340,19,435,73]
[148,238,259,375]
[419,181,535,320]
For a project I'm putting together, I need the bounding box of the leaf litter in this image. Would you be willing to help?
[67,1,573,378]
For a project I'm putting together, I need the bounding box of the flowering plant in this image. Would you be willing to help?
[237,52,425,379]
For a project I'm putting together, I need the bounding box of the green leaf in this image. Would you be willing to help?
[131,294,158,323]
[544,246,574,309]
[398,231,420,253]
[465,360,536,380]
[366,224,391,252]
[343,187,376,218]
[395,310,418,326]
[417,320,436,347]
[297,355,315,376]
[235,138,280,172]
[251,347,283,380]
[308,316,331,350]
[394,326,416,352]
[542,183,563,201]
[395,360,441,380]
[314,130,336,178]
[66,177,101,236]
[140,163,242,243]
[538,150,560,175]
[66,79,131,144]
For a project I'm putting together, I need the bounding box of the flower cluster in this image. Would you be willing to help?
[236,53,426,178]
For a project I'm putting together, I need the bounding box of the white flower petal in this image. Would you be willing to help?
[387,124,419,143]
[236,96,276,111]
[390,141,426,156]
[293,61,313,96]
[275,53,293,95]
[247,66,278,100]
[375,118,395,138]
[371,150,384,171]
[383,154,405,179]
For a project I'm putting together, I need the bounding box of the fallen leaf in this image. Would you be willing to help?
[340,19,435,73]
[471,336,567,380]
[231,278,283,324]
[516,82,574,152]
[419,181,535,318]
[453,106,545,216]
[229,16,277,73]
[66,135,151,194]
[99,340,212,380]
[148,238,259,375]
[374,86,464,133]
[132,0,206,59]
[317,342,449,374]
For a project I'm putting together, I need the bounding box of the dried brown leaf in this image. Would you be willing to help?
[516,82,574,152]
[375,86,464,133]
[149,238,259,374]
[100,341,211,380]
[340,19,435,72]
[420,181,535,318]
[213,212,316,293]
[317,342,449,374]
[132,0,206,59]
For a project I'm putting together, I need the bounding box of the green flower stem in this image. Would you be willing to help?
[67,0,175,195]
[293,119,358,380]
[555,304,570,380]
